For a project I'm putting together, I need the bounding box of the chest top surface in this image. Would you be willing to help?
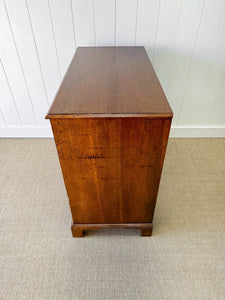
[46,46,173,119]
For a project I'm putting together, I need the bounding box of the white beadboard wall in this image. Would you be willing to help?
[0,0,225,138]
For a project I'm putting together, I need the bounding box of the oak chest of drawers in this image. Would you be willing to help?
[46,46,173,237]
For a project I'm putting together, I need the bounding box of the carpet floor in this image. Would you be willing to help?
[0,138,224,300]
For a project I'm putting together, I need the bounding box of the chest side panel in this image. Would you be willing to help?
[51,117,171,224]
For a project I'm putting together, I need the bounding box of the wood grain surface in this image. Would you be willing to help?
[46,47,173,118]
[51,117,171,232]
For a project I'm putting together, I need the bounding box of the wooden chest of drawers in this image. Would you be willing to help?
[46,47,173,237]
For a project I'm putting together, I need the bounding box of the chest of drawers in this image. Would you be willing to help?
[46,47,173,237]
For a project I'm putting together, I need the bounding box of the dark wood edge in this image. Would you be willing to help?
[72,223,153,229]
[71,223,153,237]
[45,113,173,119]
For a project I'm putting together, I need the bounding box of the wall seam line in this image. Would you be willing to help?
[114,0,117,46]
[0,108,7,126]
[47,0,62,79]
[93,0,96,46]
[0,59,23,126]
[70,0,77,48]
[165,0,184,94]
[153,0,161,65]
[25,0,50,107]
[3,0,38,125]
[176,0,206,126]
[134,0,139,46]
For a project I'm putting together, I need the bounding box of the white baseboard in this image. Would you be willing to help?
[0,126,53,138]
[170,126,225,137]
[0,125,225,138]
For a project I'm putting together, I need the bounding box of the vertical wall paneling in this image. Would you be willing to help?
[49,0,76,76]
[27,0,61,105]
[94,0,115,46]
[208,13,225,126]
[153,0,184,90]
[72,0,95,46]
[166,0,205,125]
[0,60,21,126]
[116,0,138,46]
[0,0,36,125]
[177,0,225,126]
[136,0,161,61]
[194,0,225,126]
[5,0,49,126]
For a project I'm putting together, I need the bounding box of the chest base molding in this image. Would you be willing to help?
[71,223,153,237]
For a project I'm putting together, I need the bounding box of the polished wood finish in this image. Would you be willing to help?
[46,47,173,237]
[50,117,171,224]
[46,47,172,118]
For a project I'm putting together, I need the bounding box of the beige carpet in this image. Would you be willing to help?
[0,139,224,300]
